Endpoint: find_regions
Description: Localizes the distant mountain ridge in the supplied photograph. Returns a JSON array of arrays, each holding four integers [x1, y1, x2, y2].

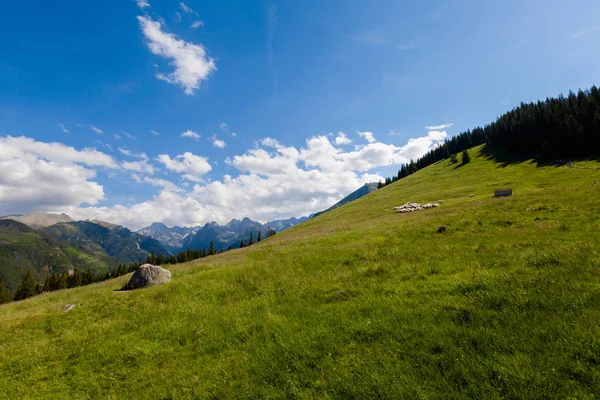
[[138, 216, 309, 253], [0, 212, 74, 229], [137, 222, 199, 252]]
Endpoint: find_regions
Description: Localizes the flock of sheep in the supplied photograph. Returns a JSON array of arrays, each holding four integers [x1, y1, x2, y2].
[[394, 202, 441, 213]]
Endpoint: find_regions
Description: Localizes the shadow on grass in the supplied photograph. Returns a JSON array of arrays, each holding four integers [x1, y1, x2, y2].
[[478, 145, 598, 168]]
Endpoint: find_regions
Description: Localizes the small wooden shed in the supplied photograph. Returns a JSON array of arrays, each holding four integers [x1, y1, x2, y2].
[[494, 188, 513, 197]]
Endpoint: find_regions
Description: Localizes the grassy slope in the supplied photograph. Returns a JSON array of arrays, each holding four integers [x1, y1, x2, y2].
[[1, 146, 600, 399]]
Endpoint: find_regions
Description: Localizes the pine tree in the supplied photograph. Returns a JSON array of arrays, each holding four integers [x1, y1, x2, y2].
[[13, 271, 38, 301], [257, 231, 262, 242], [461, 149, 471, 164], [240, 239, 244, 248], [0, 278, 11, 304], [209, 240, 215, 255], [249, 232, 254, 246], [450, 154, 458, 164]]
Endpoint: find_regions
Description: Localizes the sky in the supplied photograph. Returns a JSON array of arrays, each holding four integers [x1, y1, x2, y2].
[[1, 0, 599, 230]]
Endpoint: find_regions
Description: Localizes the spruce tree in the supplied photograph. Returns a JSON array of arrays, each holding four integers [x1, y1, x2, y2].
[[249, 232, 254, 246], [257, 231, 262, 242], [461, 149, 471, 164], [0, 278, 11, 304], [209, 240, 215, 255], [13, 271, 38, 301]]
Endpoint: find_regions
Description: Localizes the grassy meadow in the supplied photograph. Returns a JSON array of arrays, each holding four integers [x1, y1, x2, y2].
[[1, 146, 600, 399]]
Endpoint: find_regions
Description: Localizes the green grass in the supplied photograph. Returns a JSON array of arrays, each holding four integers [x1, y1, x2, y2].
[[2, 146, 600, 399]]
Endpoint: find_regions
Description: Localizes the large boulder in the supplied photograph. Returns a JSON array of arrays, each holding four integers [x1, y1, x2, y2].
[[124, 264, 171, 290]]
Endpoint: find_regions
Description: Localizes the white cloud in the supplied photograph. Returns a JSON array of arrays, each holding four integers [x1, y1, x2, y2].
[[97, 141, 113, 152], [191, 20, 204, 29], [136, 0, 150, 9], [114, 134, 122, 140], [118, 148, 148, 160], [122, 131, 137, 140], [156, 152, 212, 182], [58, 123, 70, 133], [0, 136, 117, 215], [358, 131, 376, 143], [91, 125, 104, 134], [219, 122, 237, 137], [151, 129, 160, 136], [121, 160, 155, 175], [181, 129, 200, 140], [138, 16, 216, 95], [213, 139, 226, 148], [425, 123, 453, 130], [570, 24, 600, 39], [118, 148, 133, 156], [179, 2, 193, 13], [143, 177, 183, 193], [335, 132, 352, 145]]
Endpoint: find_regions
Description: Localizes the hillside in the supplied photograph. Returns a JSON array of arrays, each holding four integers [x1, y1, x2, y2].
[[0, 220, 115, 291], [43, 221, 170, 262], [1, 146, 600, 398]]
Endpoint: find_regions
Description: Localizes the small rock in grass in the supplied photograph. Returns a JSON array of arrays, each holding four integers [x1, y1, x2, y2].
[[469, 194, 475, 197], [123, 264, 171, 290], [63, 304, 76, 312], [437, 225, 447, 233]]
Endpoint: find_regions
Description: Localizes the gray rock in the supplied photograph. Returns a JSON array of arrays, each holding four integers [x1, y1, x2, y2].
[[124, 264, 171, 290], [63, 304, 76, 312]]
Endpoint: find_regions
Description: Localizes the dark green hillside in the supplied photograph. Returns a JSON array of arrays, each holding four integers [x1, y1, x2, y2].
[[43, 221, 169, 263], [0, 220, 113, 291]]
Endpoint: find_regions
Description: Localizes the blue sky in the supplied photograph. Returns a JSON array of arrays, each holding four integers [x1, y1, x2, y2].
[[1, 0, 599, 229]]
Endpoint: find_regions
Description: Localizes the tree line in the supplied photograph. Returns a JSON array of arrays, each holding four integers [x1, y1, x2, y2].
[[0, 229, 275, 304], [378, 86, 600, 188]]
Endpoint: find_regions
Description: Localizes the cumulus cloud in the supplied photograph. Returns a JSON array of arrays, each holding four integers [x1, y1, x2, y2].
[[143, 177, 183, 193], [91, 125, 104, 134], [335, 132, 352, 145], [213, 139, 226, 148], [358, 131, 376, 143], [156, 152, 212, 182], [181, 130, 200, 140], [58, 123, 70, 133], [0, 136, 117, 215], [121, 160, 155, 175], [426, 123, 453, 130], [137, 16, 216, 95]]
